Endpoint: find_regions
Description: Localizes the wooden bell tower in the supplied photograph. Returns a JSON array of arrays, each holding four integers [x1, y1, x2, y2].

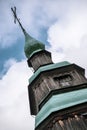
[[24, 26, 87, 130], [26, 37, 87, 130], [28, 56, 87, 130], [11, 7, 87, 129], [25, 32, 87, 129]]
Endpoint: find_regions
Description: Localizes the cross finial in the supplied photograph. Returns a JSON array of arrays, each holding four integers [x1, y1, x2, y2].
[[11, 6, 26, 34], [11, 6, 17, 24]]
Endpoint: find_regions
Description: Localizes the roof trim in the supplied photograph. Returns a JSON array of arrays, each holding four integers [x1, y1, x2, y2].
[[29, 61, 71, 84], [35, 88, 87, 128]]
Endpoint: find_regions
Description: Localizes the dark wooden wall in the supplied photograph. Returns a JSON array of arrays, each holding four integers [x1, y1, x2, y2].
[[29, 66, 87, 114], [47, 115, 87, 130], [29, 51, 53, 71]]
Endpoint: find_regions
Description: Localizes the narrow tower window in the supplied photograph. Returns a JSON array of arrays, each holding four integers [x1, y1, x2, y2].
[[54, 74, 72, 88]]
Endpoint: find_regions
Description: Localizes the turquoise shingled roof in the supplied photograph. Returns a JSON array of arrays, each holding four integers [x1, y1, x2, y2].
[[29, 61, 70, 84], [35, 88, 87, 128]]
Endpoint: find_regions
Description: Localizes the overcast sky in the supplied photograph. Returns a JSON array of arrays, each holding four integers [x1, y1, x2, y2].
[[0, 0, 87, 130]]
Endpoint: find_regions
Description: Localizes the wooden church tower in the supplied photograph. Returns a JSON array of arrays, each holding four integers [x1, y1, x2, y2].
[[26, 37, 87, 130], [11, 7, 87, 130]]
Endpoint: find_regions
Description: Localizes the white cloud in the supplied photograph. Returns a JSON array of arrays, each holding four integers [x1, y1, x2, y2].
[[0, 0, 71, 48], [0, 58, 17, 78], [0, 1, 19, 48], [1, 0, 87, 49], [48, 1, 87, 50], [1, 0, 87, 129], [0, 60, 34, 130], [4, 58, 17, 70], [47, 0, 87, 77]]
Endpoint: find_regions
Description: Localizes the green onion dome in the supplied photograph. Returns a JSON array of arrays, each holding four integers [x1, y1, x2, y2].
[[24, 31, 45, 59]]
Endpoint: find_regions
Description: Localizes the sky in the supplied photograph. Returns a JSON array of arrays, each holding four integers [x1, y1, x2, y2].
[[0, 0, 87, 130]]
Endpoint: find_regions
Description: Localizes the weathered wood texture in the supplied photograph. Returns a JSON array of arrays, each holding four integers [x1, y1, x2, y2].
[[47, 115, 87, 130], [29, 64, 87, 115], [35, 103, 87, 130], [28, 50, 53, 71]]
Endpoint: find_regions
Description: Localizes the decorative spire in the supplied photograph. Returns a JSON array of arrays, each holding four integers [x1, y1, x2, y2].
[[11, 7, 45, 59]]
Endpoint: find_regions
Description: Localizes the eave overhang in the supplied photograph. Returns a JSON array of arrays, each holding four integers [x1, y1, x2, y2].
[[35, 88, 87, 128], [29, 61, 71, 84]]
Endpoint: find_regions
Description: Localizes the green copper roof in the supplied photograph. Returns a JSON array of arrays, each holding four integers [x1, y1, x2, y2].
[[11, 8, 45, 59], [24, 31, 45, 58], [35, 88, 87, 128], [29, 61, 70, 84]]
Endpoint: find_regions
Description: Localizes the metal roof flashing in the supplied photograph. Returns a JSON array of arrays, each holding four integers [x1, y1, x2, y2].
[[35, 88, 87, 128]]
